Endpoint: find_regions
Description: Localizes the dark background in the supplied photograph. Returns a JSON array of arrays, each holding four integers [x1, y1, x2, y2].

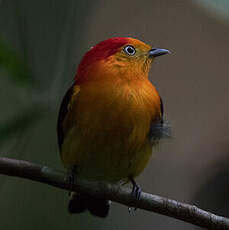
[[0, 0, 228, 229]]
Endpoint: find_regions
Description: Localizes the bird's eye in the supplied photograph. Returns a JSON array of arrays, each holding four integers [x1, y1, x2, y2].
[[124, 45, 136, 56]]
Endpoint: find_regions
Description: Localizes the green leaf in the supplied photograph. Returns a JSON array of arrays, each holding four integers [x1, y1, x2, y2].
[[0, 38, 33, 87]]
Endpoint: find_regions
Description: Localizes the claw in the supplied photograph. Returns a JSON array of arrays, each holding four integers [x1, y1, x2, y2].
[[128, 177, 142, 211], [130, 177, 142, 200], [66, 167, 77, 196]]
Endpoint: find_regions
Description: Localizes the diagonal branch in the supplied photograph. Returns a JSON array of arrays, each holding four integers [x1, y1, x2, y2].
[[0, 157, 228, 229]]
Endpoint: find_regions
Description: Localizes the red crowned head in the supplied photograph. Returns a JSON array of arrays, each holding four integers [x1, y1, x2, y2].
[[75, 37, 169, 84]]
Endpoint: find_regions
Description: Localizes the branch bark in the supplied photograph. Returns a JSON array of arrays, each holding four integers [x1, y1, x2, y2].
[[0, 157, 228, 229]]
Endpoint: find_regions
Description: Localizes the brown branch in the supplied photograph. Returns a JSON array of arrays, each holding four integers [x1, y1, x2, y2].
[[0, 157, 228, 229]]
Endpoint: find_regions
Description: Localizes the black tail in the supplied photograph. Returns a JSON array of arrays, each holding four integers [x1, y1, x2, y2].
[[68, 192, 110, 218]]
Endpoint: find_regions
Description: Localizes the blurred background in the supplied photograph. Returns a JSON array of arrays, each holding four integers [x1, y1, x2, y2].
[[0, 0, 228, 229]]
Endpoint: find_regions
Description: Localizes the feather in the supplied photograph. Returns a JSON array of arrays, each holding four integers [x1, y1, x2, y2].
[[76, 37, 129, 82], [57, 84, 74, 149], [150, 97, 171, 141]]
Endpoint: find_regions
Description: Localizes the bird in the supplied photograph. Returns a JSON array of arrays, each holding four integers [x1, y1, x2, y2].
[[57, 37, 170, 218]]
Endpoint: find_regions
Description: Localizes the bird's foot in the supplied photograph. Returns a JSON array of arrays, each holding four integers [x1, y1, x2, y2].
[[128, 177, 142, 211], [130, 177, 142, 200], [66, 167, 77, 196]]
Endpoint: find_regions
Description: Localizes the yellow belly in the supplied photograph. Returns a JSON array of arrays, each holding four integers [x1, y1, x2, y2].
[[62, 127, 153, 182], [61, 80, 160, 183]]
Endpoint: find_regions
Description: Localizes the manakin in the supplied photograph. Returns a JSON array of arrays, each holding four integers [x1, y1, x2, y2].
[[57, 37, 170, 217]]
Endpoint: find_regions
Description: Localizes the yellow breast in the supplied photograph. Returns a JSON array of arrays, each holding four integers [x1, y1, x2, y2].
[[61, 79, 161, 182]]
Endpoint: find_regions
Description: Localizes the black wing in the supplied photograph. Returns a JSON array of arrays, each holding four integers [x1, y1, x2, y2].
[[160, 97, 164, 123], [57, 84, 74, 150], [149, 97, 171, 141]]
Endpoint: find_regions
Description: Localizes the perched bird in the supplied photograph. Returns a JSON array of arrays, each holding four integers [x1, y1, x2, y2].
[[57, 37, 170, 218]]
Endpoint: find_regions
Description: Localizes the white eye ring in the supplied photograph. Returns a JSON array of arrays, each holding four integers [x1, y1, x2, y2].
[[124, 45, 136, 56]]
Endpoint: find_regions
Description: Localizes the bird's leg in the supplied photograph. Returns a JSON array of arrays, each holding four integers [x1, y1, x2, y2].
[[66, 166, 77, 196], [128, 177, 142, 211], [130, 177, 142, 200]]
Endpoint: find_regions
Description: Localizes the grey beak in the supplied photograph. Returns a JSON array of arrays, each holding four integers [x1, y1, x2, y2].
[[149, 48, 170, 57]]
